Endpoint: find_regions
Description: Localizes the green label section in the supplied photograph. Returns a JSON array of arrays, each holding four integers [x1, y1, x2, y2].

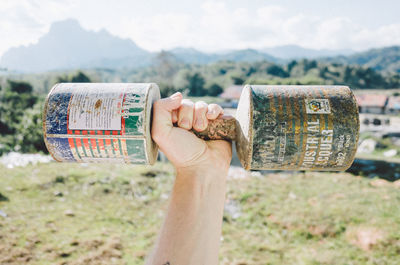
[[126, 139, 147, 163], [122, 91, 146, 136], [124, 115, 144, 135]]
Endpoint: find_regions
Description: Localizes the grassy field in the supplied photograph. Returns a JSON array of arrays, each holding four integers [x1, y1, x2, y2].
[[1, 162, 400, 265]]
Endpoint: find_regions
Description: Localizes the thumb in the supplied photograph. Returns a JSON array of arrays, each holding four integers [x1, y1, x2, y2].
[[151, 92, 182, 141]]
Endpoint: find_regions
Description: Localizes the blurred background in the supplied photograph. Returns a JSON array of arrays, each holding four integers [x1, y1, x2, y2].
[[0, 0, 400, 264]]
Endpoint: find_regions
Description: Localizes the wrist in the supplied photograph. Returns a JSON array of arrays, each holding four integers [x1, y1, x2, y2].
[[176, 161, 229, 183], [174, 163, 228, 202]]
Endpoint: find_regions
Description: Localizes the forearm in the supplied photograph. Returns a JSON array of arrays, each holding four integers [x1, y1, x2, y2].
[[146, 166, 227, 265]]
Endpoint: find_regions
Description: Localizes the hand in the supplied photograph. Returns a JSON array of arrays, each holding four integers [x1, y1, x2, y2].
[[151, 92, 232, 173]]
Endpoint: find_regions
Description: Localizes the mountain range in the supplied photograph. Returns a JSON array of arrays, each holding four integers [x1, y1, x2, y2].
[[1, 19, 399, 73], [323, 46, 400, 73]]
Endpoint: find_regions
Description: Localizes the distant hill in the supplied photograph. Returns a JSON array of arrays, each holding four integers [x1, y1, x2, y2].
[[325, 46, 400, 73], [169, 48, 279, 64], [168, 48, 214, 64], [0, 18, 280, 73], [0, 19, 151, 72], [263, 45, 354, 59], [168, 46, 354, 64], [218, 49, 279, 63], [1, 19, 399, 73]]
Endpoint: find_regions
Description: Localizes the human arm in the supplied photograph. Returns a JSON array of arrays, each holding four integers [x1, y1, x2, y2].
[[145, 92, 232, 265]]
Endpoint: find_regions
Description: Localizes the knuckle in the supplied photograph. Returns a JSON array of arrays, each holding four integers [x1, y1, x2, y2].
[[195, 101, 208, 112], [181, 99, 194, 107], [208, 103, 222, 115], [208, 103, 219, 110]]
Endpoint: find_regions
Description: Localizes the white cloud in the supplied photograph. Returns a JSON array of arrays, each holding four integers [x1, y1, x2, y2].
[[117, 13, 192, 51], [0, 0, 78, 55], [0, 0, 399, 56]]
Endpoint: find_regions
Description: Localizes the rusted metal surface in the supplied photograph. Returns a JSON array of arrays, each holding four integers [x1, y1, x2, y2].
[[192, 115, 236, 141], [239, 85, 359, 171]]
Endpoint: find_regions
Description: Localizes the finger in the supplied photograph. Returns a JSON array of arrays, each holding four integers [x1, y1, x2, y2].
[[177, 99, 194, 130], [151, 92, 182, 142], [172, 109, 178, 123], [193, 101, 208, 132], [206, 104, 224, 120]]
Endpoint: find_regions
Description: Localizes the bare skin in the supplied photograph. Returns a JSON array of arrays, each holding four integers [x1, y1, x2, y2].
[[145, 92, 232, 265]]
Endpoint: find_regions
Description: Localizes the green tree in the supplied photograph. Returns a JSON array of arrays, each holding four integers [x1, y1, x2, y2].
[[71, 71, 91, 82], [0, 80, 38, 154], [207, 83, 223, 96], [0, 81, 37, 135], [185, 72, 206, 96], [15, 100, 47, 153], [266, 65, 289, 78], [57, 71, 91, 83], [231, 76, 244, 85], [287, 60, 298, 73]]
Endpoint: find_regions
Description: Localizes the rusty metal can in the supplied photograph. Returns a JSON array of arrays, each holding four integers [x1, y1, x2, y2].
[[236, 85, 360, 171], [43, 83, 160, 164]]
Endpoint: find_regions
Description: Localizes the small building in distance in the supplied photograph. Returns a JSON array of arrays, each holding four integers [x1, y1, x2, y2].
[[355, 94, 388, 114], [219, 85, 243, 108], [386, 96, 400, 114]]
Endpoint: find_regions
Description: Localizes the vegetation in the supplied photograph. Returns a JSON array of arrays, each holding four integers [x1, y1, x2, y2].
[[1, 57, 400, 154], [95, 58, 400, 97], [0, 81, 44, 154], [3, 55, 400, 96], [0, 72, 91, 155], [0, 162, 399, 264]]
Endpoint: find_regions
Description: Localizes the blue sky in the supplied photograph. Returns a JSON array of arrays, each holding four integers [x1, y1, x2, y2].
[[0, 0, 399, 56]]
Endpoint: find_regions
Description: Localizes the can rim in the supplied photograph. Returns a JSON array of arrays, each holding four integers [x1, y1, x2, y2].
[[343, 86, 360, 171], [42, 83, 61, 162]]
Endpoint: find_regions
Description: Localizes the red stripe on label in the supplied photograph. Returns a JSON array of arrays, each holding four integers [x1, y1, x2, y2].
[[74, 131, 82, 148], [83, 139, 91, 154], [68, 138, 75, 149], [112, 131, 119, 153], [81, 130, 91, 156], [104, 130, 112, 152], [97, 130, 106, 153], [89, 130, 97, 155]]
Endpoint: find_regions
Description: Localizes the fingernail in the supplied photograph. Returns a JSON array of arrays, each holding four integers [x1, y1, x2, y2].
[[195, 118, 204, 129], [180, 117, 190, 128]]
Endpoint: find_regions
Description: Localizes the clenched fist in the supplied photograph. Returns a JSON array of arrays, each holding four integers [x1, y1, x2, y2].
[[151, 92, 232, 173]]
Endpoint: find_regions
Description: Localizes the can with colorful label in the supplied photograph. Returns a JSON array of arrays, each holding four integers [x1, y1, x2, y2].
[[43, 83, 160, 164]]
